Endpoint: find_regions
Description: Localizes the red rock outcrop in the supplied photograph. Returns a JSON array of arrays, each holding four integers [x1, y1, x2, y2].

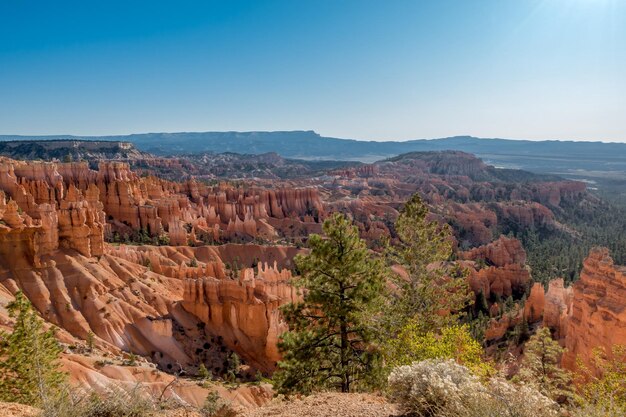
[[561, 248, 626, 370], [542, 278, 572, 339], [1, 157, 326, 248], [461, 236, 526, 267], [490, 248, 626, 372], [1, 176, 302, 373], [182, 262, 297, 372], [1, 157, 309, 380], [462, 237, 531, 299], [523, 282, 545, 323]]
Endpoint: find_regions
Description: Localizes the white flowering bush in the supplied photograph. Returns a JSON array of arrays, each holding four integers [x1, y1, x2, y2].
[[486, 378, 560, 417], [388, 359, 485, 416], [387, 359, 559, 417]]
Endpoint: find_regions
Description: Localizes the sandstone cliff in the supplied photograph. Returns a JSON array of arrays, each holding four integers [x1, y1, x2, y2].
[[561, 248, 626, 370], [482, 248, 626, 373], [182, 262, 298, 372]]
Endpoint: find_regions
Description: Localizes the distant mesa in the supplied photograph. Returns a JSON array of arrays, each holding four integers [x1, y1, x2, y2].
[[0, 139, 149, 163], [2, 131, 626, 186]]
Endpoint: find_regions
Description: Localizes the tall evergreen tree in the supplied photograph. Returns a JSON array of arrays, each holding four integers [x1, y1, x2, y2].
[[274, 213, 386, 394], [518, 326, 572, 403], [385, 193, 471, 335], [0, 291, 66, 406]]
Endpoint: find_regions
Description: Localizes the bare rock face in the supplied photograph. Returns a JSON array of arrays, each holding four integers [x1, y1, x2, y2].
[[561, 248, 626, 370], [0, 159, 107, 262], [182, 262, 298, 372], [57, 185, 105, 257], [0, 157, 326, 249], [62, 162, 324, 244], [461, 236, 526, 267], [524, 282, 545, 323], [462, 237, 531, 300], [542, 278, 572, 339]]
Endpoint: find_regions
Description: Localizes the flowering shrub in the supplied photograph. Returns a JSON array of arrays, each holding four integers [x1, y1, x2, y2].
[[387, 359, 559, 417], [388, 359, 483, 416], [487, 378, 560, 417]]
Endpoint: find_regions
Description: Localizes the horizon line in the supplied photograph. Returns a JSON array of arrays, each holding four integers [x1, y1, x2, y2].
[[1, 130, 626, 145]]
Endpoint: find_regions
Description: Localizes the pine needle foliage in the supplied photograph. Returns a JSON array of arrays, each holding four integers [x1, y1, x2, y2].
[[385, 193, 471, 335], [273, 213, 387, 394], [0, 291, 66, 406], [517, 326, 573, 403]]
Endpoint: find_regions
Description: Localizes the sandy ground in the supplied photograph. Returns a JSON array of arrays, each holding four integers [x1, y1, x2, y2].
[[0, 393, 399, 417], [244, 392, 399, 417], [0, 402, 40, 417]]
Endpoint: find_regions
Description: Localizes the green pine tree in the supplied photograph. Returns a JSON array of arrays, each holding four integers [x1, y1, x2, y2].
[[0, 291, 66, 406], [518, 326, 572, 403], [385, 193, 471, 335], [86, 330, 95, 352], [273, 213, 386, 394], [198, 363, 211, 380]]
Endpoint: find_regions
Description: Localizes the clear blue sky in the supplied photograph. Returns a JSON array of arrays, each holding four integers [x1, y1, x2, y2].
[[1, 0, 625, 141]]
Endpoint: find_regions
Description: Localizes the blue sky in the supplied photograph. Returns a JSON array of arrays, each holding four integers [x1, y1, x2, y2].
[[1, 0, 625, 141]]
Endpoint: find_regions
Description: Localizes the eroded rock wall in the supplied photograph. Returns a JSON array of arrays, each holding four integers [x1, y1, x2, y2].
[[182, 262, 298, 372], [561, 248, 626, 370]]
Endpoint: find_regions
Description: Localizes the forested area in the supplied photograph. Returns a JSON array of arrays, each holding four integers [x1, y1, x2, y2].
[[517, 192, 626, 286]]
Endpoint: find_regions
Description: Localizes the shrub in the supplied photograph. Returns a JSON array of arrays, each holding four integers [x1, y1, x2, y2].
[[200, 391, 236, 417], [388, 359, 481, 416], [41, 385, 155, 417], [570, 402, 626, 417], [576, 345, 626, 409], [387, 359, 559, 417], [384, 323, 493, 378], [198, 363, 212, 380]]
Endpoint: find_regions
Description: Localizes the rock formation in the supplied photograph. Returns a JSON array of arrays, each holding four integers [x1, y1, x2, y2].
[[1, 157, 326, 249], [0, 156, 310, 382], [182, 262, 298, 372], [561, 248, 626, 370], [0, 151, 606, 404], [461, 237, 531, 300], [483, 248, 626, 373]]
